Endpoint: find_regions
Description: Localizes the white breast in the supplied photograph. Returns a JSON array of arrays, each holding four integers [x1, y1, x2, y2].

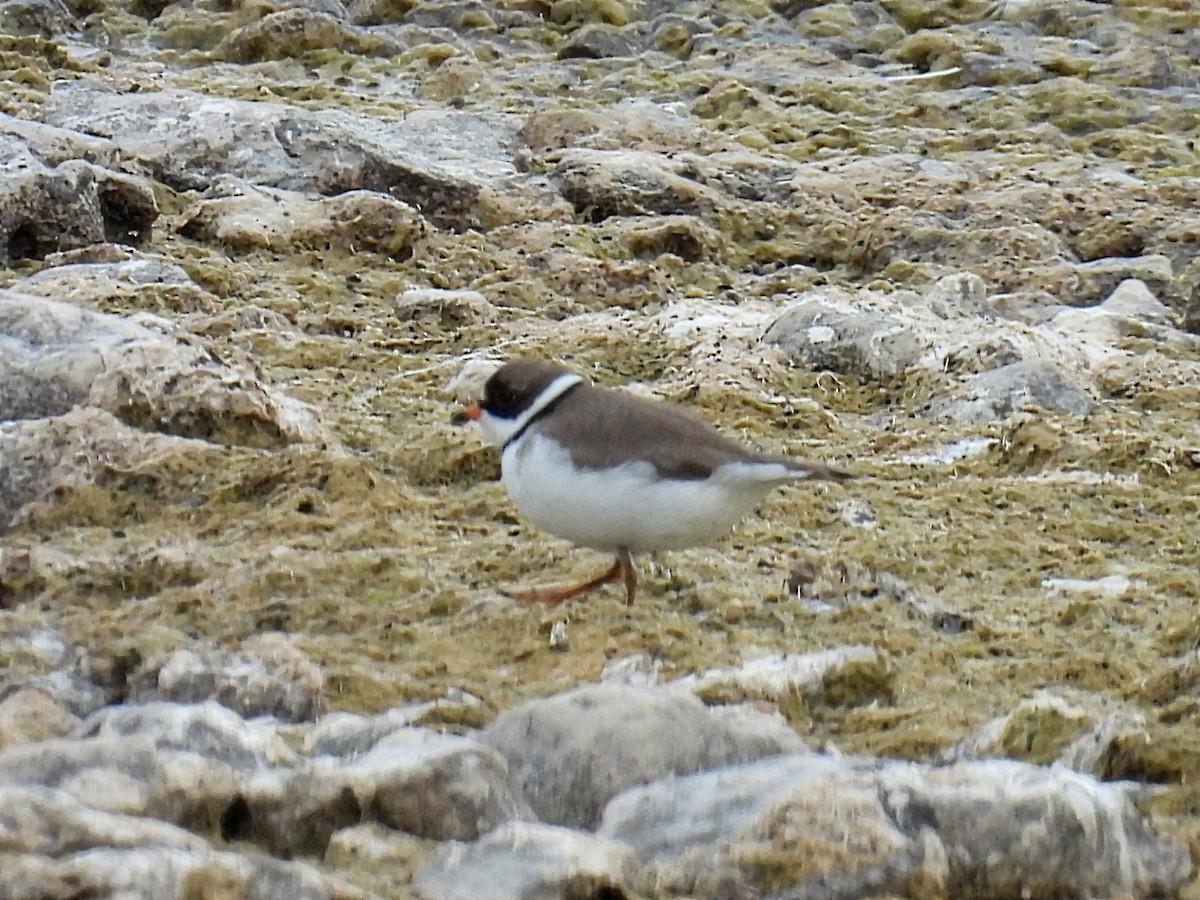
[[501, 433, 784, 553]]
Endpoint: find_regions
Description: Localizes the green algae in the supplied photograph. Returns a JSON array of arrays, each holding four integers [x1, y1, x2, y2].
[[548, 0, 632, 28], [882, 0, 994, 30], [2, 3, 1200, 895], [0, 36, 89, 115]]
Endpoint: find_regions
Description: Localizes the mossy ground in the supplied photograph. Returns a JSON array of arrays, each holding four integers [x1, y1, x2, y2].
[[3, 4, 1200, 893]]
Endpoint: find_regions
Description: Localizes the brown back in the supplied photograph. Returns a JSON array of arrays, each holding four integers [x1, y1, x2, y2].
[[534, 383, 847, 481]]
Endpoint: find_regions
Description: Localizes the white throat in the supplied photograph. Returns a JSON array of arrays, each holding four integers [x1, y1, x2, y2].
[[478, 373, 584, 448]]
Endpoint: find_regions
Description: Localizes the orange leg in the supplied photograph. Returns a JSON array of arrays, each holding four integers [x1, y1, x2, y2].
[[505, 547, 637, 608], [618, 547, 637, 606]]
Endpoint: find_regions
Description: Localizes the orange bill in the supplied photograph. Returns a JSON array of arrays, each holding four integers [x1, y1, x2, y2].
[[450, 402, 481, 425]]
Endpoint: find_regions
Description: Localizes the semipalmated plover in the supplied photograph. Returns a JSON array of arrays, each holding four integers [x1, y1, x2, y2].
[[453, 359, 850, 606]]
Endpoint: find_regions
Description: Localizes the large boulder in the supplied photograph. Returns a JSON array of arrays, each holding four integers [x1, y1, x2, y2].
[[0, 138, 157, 263], [236, 728, 526, 854], [0, 289, 326, 446], [480, 684, 803, 829]]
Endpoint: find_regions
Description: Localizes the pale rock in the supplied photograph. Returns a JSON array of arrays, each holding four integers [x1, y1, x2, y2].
[[764, 293, 928, 380], [178, 180, 424, 259], [0, 290, 144, 421], [549, 148, 722, 219], [0, 111, 119, 167], [1049, 307, 1128, 345], [1051, 280, 1191, 348], [0, 845, 362, 900], [357, 728, 526, 837], [918, 271, 990, 319], [0, 147, 155, 263], [0, 689, 80, 751], [0, 289, 327, 446], [707, 760, 1190, 898], [1099, 278, 1176, 326], [987, 289, 1066, 325], [679, 646, 895, 710], [15, 258, 212, 310], [129, 633, 326, 723], [598, 752, 866, 862], [304, 704, 442, 757], [0, 625, 75, 668], [394, 289, 498, 327], [0, 0, 74, 36], [19, 257, 194, 291], [237, 728, 525, 854], [0, 408, 217, 531], [444, 358, 503, 405], [0, 736, 239, 829], [216, 7, 385, 62], [938, 689, 1149, 777], [0, 658, 109, 719], [324, 822, 427, 866], [1059, 708, 1152, 777], [44, 82, 525, 231], [934, 359, 1092, 424], [599, 653, 662, 687], [1074, 255, 1174, 305], [0, 784, 208, 855], [1043, 573, 1134, 598], [78, 700, 298, 771], [413, 821, 643, 900], [480, 684, 803, 829]]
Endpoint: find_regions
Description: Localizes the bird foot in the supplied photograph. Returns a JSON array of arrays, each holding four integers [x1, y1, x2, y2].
[[502, 556, 627, 608]]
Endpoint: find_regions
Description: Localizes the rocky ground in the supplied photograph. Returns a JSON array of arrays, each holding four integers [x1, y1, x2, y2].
[[2, 0, 1200, 897]]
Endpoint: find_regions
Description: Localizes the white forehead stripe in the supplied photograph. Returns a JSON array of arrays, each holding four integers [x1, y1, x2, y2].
[[479, 372, 584, 448], [503, 373, 584, 446]]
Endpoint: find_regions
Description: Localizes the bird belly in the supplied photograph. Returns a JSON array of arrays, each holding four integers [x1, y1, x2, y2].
[[502, 435, 772, 552]]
